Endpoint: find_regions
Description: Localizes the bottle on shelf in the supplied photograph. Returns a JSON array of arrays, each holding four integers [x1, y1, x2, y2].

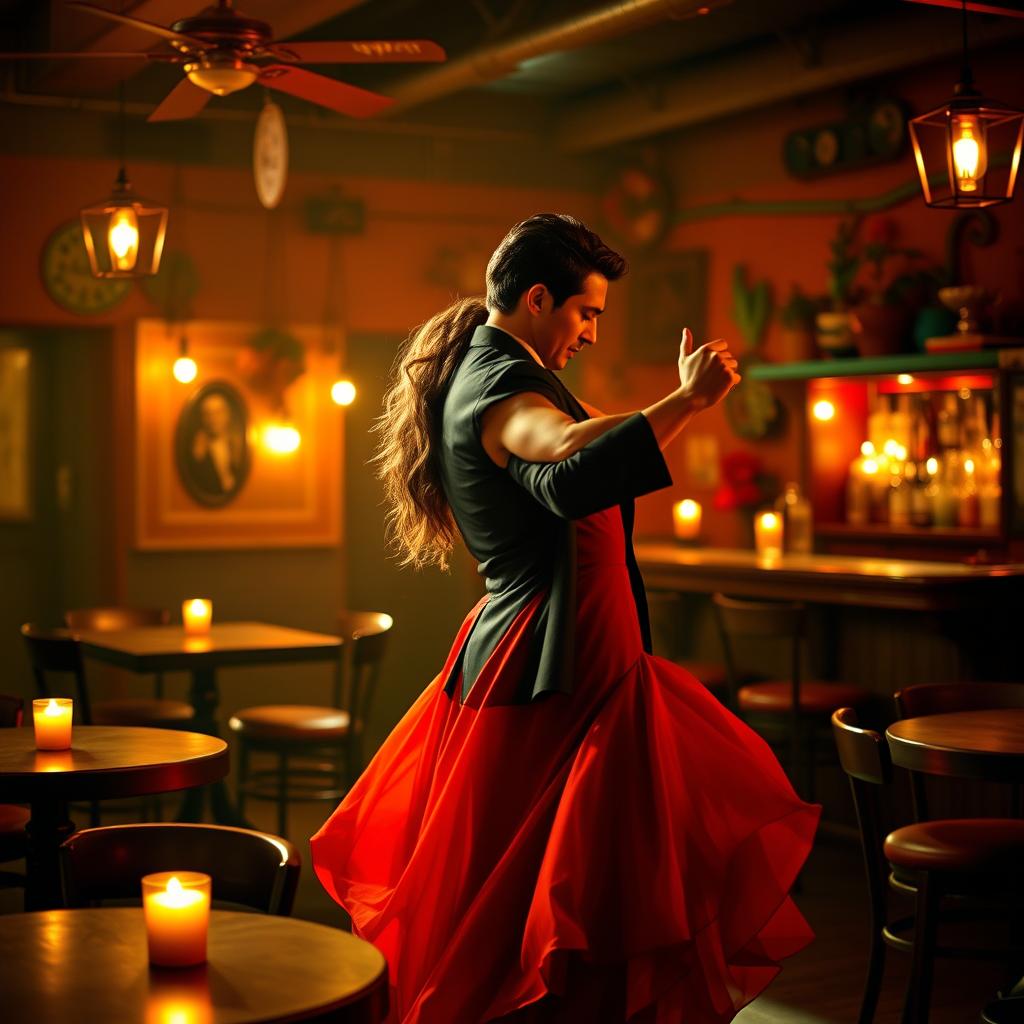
[[936, 392, 960, 450], [846, 443, 875, 526], [931, 451, 960, 528], [775, 482, 813, 553]]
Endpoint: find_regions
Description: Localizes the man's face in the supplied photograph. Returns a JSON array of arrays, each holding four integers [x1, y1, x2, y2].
[[532, 272, 607, 371], [200, 394, 231, 436]]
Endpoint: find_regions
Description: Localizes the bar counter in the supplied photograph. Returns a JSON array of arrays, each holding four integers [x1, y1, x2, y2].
[[635, 541, 1024, 612]]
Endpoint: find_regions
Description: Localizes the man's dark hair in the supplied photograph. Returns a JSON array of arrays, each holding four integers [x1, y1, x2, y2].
[[485, 213, 627, 313]]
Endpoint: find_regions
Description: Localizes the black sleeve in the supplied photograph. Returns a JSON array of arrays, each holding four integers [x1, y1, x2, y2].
[[471, 359, 564, 436], [506, 411, 673, 520]]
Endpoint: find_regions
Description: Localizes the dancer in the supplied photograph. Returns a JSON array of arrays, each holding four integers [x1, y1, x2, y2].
[[312, 213, 820, 1023]]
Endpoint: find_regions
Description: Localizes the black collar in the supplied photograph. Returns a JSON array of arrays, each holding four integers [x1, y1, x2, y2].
[[469, 324, 543, 364]]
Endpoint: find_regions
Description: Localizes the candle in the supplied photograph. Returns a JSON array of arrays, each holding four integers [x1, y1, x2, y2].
[[32, 698, 73, 750], [672, 499, 702, 541], [754, 510, 784, 559], [142, 872, 211, 968], [182, 599, 212, 636]]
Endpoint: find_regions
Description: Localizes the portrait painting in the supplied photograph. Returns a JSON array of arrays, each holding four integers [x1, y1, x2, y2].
[[174, 381, 251, 508], [135, 318, 342, 549]]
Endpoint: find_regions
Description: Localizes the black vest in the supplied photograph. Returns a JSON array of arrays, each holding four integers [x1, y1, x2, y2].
[[438, 325, 673, 704]]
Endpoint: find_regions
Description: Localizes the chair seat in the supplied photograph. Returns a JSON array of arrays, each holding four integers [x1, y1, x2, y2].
[[93, 698, 194, 726], [884, 818, 1024, 872], [739, 680, 870, 714], [0, 804, 29, 862], [229, 705, 351, 742], [677, 660, 727, 689]]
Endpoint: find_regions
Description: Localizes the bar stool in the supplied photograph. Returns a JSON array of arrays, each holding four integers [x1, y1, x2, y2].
[[0, 694, 28, 891], [228, 611, 393, 837], [713, 593, 871, 800], [894, 682, 1024, 821], [832, 707, 1024, 1024]]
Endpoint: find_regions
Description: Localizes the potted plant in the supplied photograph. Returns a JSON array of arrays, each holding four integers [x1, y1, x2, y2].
[[815, 217, 861, 357], [778, 285, 820, 362]]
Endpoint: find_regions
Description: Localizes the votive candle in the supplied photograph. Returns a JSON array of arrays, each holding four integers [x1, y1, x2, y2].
[[182, 599, 212, 636], [142, 871, 212, 968], [672, 499, 702, 541], [754, 510, 784, 559], [32, 698, 73, 750]]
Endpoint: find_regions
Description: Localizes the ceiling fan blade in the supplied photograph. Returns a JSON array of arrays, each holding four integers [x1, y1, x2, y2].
[[259, 65, 393, 119], [67, 2, 207, 48], [148, 78, 212, 122], [265, 40, 446, 65]]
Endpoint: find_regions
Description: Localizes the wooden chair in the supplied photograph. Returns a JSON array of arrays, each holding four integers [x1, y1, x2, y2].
[[60, 823, 300, 915], [228, 611, 393, 837], [832, 707, 1024, 1024], [894, 682, 1024, 821], [0, 694, 28, 891], [713, 593, 871, 800]]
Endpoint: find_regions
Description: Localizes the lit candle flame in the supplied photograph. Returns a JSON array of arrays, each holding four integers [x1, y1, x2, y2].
[[45, 698, 61, 717]]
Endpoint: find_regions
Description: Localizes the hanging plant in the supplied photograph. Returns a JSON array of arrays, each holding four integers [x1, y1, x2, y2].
[[237, 327, 306, 406]]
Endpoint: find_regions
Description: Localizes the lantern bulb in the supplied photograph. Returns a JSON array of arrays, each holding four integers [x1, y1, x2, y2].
[[173, 356, 197, 384], [108, 207, 139, 270], [331, 379, 356, 406], [951, 115, 987, 192]]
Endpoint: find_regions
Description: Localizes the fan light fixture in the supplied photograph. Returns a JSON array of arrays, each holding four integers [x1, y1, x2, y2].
[[185, 57, 258, 96], [80, 167, 168, 278], [908, 0, 1023, 208]]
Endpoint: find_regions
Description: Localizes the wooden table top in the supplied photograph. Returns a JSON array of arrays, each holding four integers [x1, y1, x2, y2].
[[76, 621, 342, 672], [0, 726, 228, 803], [635, 542, 1024, 611], [886, 709, 1024, 781], [0, 908, 388, 1024]]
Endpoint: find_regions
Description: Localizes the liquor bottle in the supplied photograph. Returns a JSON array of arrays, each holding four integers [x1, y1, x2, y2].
[[930, 452, 959, 528], [937, 392, 960, 450], [775, 482, 813, 553], [910, 401, 934, 527]]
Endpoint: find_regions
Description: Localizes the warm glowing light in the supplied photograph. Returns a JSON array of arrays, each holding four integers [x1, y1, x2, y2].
[[182, 598, 212, 636], [143, 871, 211, 968], [754, 510, 784, 559], [863, 459, 879, 475], [672, 499, 702, 540], [173, 356, 197, 384], [108, 206, 139, 271], [959, 387, 971, 400], [951, 115, 987, 192], [32, 697, 73, 750], [897, 374, 914, 385], [331, 379, 356, 406], [812, 399, 836, 422], [861, 441, 876, 457], [264, 422, 301, 454], [964, 457, 975, 475], [926, 456, 939, 475]]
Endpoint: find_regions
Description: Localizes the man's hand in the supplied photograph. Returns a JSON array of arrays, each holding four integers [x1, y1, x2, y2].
[[677, 327, 740, 410]]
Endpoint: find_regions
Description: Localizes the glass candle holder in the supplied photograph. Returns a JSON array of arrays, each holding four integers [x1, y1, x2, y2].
[[754, 510, 784, 560], [142, 871, 212, 968], [32, 698, 73, 750], [182, 599, 212, 636], [672, 499, 702, 541]]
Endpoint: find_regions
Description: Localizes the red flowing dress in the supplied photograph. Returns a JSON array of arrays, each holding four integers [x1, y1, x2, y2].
[[311, 502, 820, 1023]]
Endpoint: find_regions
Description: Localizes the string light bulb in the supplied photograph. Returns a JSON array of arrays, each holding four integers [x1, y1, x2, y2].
[[172, 332, 197, 384], [331, 378, 356, 406], [263, 420, 301, 454]]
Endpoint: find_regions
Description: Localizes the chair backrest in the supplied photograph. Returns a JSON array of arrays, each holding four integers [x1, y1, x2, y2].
[[336, 611, 393, 772], [65, 606, 170, 631], [60, 823, 300, 916], [893, 681, 1024, 820], [831, 707, 892, 931], [0, 694, 23, 728], [711, 593, 805, 710], [20, 623, 92, 724]]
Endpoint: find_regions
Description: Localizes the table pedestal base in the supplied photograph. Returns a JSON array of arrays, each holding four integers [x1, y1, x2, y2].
[[25, 800, 74, 911]]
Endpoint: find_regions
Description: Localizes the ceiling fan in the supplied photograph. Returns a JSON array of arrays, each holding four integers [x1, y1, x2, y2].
[[0, 0, 446, 122]]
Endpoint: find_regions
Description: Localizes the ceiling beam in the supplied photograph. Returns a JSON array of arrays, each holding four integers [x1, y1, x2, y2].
[[553, 6, 1024, 153]]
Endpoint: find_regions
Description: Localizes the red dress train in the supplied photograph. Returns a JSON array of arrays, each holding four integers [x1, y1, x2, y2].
[[311, 506, 821, 1023]]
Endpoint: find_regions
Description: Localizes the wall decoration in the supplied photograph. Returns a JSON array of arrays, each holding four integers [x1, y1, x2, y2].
[[783, 99, 908, 179], [40, 221, 133, 315], [0, 345, 30, 520], [600, 163, 674, 252], [135, 319, 342, 549], [174, 380, 251, 508], [626, 250, 708, 363], [253, 99, 289, 210]]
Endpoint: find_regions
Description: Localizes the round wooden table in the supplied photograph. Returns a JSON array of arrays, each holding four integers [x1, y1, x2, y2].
[[0, 907, 389, 1023], [0, 725, 228, 910], [886, 709, 1024, 782]]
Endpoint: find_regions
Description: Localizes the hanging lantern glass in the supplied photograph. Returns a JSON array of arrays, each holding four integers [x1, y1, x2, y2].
[[80, 168, 168, 278]]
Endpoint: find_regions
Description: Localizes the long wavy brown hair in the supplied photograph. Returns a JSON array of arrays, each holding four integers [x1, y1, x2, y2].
[[373, 296, 488, 570]]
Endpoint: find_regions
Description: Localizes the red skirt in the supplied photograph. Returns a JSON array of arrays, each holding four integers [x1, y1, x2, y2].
[[311, 507, 820, 1023]]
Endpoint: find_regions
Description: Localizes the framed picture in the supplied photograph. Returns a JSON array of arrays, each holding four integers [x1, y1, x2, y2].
[[135, 319, 342, 549], [0, 344, 31, 521], [627, 250, 709, 363]]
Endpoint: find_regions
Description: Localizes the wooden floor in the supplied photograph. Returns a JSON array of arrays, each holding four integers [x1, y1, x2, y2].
[[1, 795, 1013, 1023]]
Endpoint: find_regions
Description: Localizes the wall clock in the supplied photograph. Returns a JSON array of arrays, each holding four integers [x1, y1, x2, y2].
[[40, 220, 133, 315], [253, 100, 288, 210]]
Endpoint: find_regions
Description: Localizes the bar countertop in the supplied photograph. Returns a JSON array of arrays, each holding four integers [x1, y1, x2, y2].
[[635, 540, 1024, 611]]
